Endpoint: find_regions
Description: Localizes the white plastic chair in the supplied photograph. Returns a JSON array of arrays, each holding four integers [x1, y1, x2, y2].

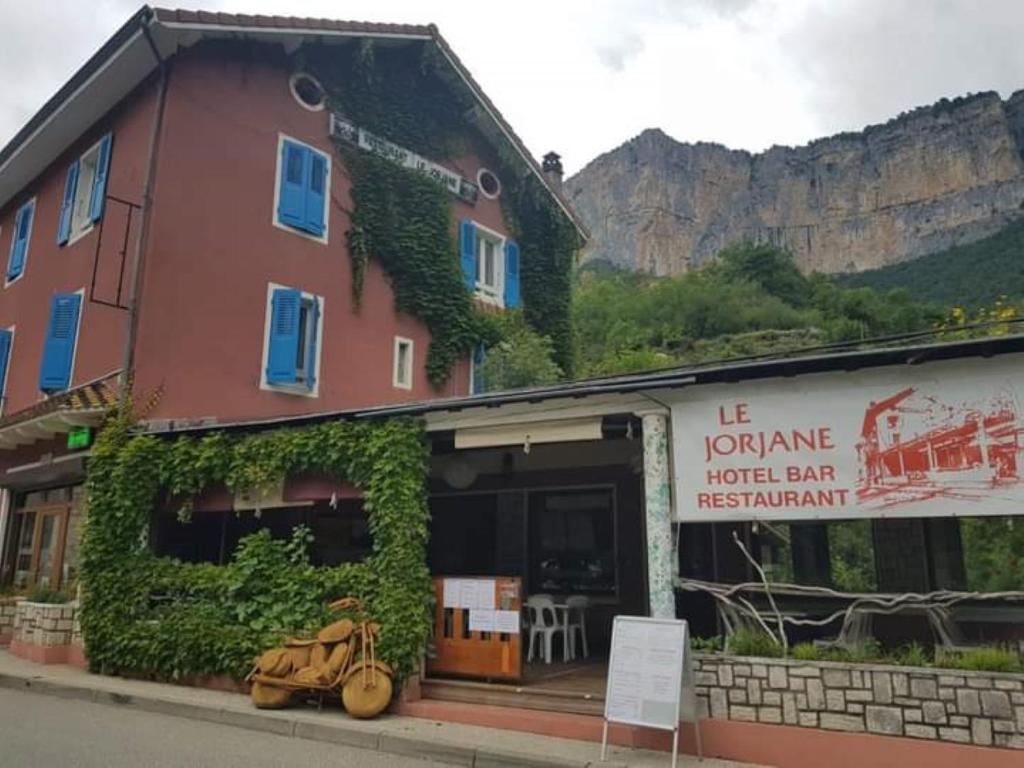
[[565, 595, 590, 660], [526, 595, 566, 664]]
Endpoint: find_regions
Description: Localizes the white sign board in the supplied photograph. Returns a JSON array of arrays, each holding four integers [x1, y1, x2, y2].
[[604, 616, 689, 730], [602, 616, 699, 766], [669, 354, 1024, 521]]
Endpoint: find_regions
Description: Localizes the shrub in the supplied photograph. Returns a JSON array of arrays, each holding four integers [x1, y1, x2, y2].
[[936, 646, 1022, 674], [692, 635, 724, 654], [727, 628, 784, 658], [790, 642, 820, 661], [892, 641, 930, 668]]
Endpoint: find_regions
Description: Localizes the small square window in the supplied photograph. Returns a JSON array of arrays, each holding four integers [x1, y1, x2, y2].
[[393, 337, 413, 390]]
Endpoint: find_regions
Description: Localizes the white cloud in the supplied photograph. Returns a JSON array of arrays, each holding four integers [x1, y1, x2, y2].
[[1, 0, 1022, 175]]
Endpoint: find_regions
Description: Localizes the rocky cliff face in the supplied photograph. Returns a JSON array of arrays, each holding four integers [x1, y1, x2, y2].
[[567, 90, 1024, 275]]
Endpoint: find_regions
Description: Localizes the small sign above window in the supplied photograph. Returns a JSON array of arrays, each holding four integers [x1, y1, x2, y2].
[[330, 113, 478, 204]]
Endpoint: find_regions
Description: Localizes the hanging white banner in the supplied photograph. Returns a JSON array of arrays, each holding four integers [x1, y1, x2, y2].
[[668, 353, 1024, 521]]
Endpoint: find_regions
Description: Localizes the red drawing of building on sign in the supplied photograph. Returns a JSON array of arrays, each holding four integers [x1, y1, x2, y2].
[[856, 385, 1023, 508]]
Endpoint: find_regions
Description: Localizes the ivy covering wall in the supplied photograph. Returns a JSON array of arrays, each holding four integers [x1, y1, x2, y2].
[[79, 402, 432, 680], [302, 39, 580, 382]]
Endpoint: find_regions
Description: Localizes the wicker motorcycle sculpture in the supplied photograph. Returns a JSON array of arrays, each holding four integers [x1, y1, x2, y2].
[[246, 597, 394, 718]]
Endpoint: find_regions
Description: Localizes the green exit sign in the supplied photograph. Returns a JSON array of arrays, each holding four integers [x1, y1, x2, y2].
[[67, 426, 92, 450]]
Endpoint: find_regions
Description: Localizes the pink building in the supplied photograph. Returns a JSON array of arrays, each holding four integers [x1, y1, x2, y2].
[[0, 8, 581, 591]]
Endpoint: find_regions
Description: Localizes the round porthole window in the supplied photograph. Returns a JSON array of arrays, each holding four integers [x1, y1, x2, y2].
[[289, 72, 326, 112], [477, 168, 501, 199]]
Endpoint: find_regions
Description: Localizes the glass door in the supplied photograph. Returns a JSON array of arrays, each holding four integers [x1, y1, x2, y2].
[[35, 509, 66, 589], [4, 491, 73, 591], [12, 511, 37, 588]]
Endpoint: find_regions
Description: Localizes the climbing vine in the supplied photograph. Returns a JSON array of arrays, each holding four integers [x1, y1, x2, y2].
[[79, 399, 432, 681], [341, 147, 497, 384], [298, 40, 578, 382]]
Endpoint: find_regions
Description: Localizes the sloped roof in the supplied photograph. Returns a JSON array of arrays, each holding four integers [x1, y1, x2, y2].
[[0, 6, 586, 238], [0, 375, 119, 450]]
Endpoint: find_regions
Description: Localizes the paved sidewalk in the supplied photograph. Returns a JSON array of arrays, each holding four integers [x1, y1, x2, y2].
[[0, 651, 755, 768]]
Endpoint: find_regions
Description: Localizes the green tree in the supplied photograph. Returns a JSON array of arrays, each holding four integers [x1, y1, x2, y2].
[[714, 241, 811, 307], [479, 311, 563, 391]]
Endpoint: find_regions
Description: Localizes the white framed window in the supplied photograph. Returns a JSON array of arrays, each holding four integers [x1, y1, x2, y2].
[[273, 134, 330, 244], [475, 224, 505, 301], [260, 282, 324, 397], [72, 144, 100, 235], [58, 134, 112, 248], [0, 324, 14, 415], [393, 336, 414, 390]]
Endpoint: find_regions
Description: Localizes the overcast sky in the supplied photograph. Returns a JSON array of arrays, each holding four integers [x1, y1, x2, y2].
[[2, 0, 1023, 174]]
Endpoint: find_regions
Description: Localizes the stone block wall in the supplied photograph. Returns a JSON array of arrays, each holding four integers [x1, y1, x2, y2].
[[694, 654, 1024, 750], [0, 597, 21, 643], [13, 601, 79, 647]]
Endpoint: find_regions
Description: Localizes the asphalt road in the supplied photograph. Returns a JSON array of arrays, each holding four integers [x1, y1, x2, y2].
[[0, 688, 449, 768]]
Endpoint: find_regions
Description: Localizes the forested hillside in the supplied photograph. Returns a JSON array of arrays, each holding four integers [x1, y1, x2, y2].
[[571, 243, 945, 378], [836, 220, 1024, 308]]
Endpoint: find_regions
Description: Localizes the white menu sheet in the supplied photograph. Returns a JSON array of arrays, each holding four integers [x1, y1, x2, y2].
[[468, 609, 496, 633], [493, 609, 521, 634], [443, 578, 497, 609]]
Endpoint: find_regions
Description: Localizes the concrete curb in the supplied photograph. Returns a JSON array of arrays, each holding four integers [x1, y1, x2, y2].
[[0, 671, 627, 768]]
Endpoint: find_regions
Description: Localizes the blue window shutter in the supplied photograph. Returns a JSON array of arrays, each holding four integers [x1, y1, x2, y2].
[[304, 152, 327, 237], [504, 240, 520, 308], [266, 288, 301, 385], [7, 203, 32, 280], [89, 133, 113, 223], [0, 329, 12, 398], [305, 297, 320, 389], [472, 344, 486, 394], [57, 160, 79, 246], [459, 219, 477, 291], [39, 293, 81, 393], [277, 141, 307, 230]]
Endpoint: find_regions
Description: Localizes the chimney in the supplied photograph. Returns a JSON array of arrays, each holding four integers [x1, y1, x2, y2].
[[542, 151, 563, 191]]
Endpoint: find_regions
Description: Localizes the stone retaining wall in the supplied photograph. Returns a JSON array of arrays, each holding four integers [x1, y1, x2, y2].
[[13, 601, 78, 647], [9, 600, 83, 664], [0, 597, 21, 643], [694, 654, 1024, 749]]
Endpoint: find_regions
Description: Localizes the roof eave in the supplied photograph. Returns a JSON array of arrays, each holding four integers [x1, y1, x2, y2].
[[0, 7, 588, 240]]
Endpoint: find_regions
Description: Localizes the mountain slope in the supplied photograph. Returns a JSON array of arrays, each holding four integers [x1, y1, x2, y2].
[[566, 91, 1024, 276], [835, 219, 1024, 307]]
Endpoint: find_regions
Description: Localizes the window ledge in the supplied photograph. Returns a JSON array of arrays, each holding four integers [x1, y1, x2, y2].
[[65, 223, 95, 249], [261, 381, 319, 399]]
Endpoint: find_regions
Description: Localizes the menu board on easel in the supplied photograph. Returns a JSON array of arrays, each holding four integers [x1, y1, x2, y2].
[[600, 616, 701, 767]]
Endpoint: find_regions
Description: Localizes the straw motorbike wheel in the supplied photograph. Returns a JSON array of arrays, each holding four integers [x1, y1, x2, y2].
[[341, 668, 393, 718], [250, 681, 293, 709]]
